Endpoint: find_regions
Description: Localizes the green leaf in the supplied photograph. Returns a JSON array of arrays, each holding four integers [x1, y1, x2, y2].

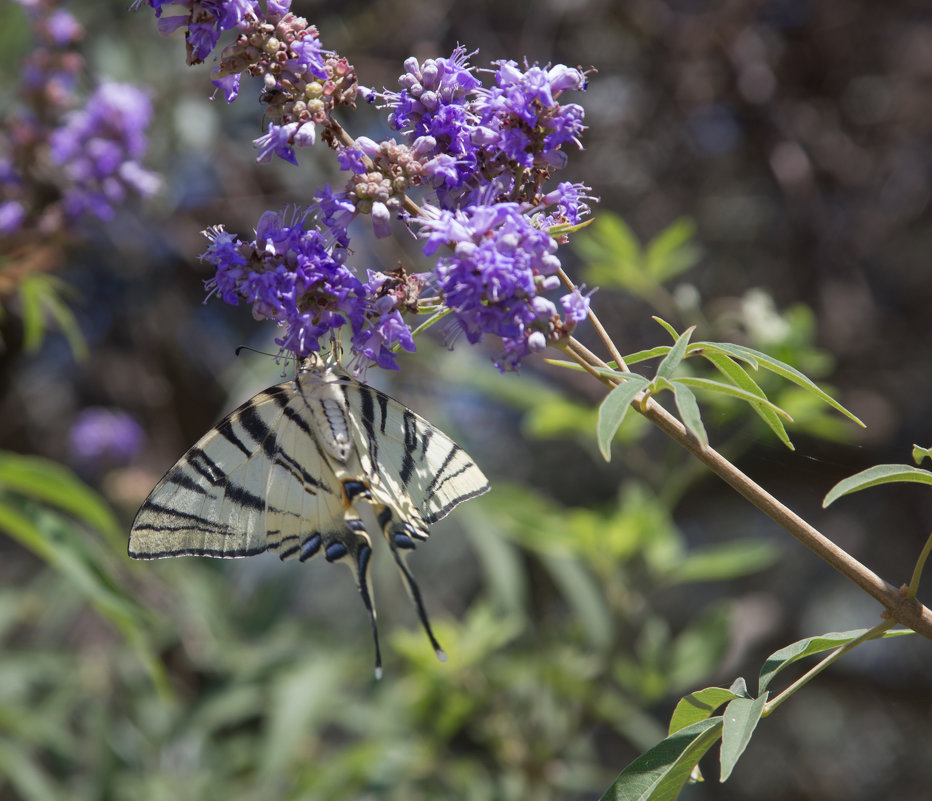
[[652, 316, 681, 341], [0, 738, 61, 801], [37, 279, 88, 361], [672, 377, 792, 420], [656, 327, 695, 380], [600, 718, 723, 801], [621, 346, 673, 366], [597, 376, 650, 461], [701, 352, 793, 449], [670, 381, 707, 447], [823, 463, 932, 507], [0, 490, 170, 699], [758, 628, 913, 694], [0, 451, 122, 545], [666, 540, 780, 584], [17, 276, 44, 352], [669, 687, 742, 734], [668, 605, 730, 692], [645, 218, 702, 283], [577, 213, 645, 291], [720, 694, 767, 781], [913, 445, 932, 465], [695, 341, 759, 371], [16, 274, 87, 360], [703, 342, 864, 427], [539, 550, 614, 650]]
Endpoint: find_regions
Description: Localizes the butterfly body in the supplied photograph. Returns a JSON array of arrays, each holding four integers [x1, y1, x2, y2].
[[130, 360, 489, 676]]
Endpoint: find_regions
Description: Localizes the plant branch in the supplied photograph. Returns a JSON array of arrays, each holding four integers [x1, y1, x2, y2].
[[557, 334, 932, 640], [764, 620, 895, 715], [907, 533, 932, 598]]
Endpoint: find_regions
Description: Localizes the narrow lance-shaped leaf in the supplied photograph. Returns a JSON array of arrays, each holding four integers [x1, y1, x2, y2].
[[0, 452, 122, 545], [597, 376, 650, 462], [720, 694, 768, 782], [600, 718, 724, 801], [645, 218, 701, 283], [671, 381, 707, 447], [701, 351, 793, 450], [704, 342, 864, 427], [672, 377, 792, 420], [652, 316, 681, 340], [823, 464, 932, 508], [758, 628, 912, 695], [656, 326, 695, 379]]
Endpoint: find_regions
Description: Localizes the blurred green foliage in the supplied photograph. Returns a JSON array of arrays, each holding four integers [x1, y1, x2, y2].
[[0, 444, 778, 800]]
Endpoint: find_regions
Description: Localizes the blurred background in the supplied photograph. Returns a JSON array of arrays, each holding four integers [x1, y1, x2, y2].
[[1, 0, 931, 799]]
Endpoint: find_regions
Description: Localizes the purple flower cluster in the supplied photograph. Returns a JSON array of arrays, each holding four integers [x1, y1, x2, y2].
[[137, 0, 357, 166], [48, 82, 160, 222], [143, 2, 599, 373], [202, 211, 420, 370], [422, 203, 590, 369], [367, 47, 588, 210], [69, 407, 145, 469], [2, 3, 160, 236], [192, 43, 594, 372]]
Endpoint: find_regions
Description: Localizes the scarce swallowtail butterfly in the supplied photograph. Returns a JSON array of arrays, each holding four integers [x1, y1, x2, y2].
[[129, 357, 490, 677]]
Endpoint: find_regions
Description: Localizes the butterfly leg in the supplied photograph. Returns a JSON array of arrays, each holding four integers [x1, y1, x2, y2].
[[376, 505, 447, 664]]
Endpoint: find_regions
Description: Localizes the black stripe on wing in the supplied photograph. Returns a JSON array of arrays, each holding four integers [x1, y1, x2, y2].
[[341, 381, 489, 520]]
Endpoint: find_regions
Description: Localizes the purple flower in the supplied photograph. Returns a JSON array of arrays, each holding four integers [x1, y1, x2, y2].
[[351, 297, 416, 371], [45, 9, 83, 46], [418, 201, 579, 370], [48, 82, 159, 222], [253, 121, 316, 164], [313, 185, 357, 248], [337, 148, 368, 175], [202, 210, 368, 359], [69, 408, 145, 468], [561, 287, 592, 323], [540, 181, 595, 226], [287, 36, 328, 81], [0, 201, 25, 235]]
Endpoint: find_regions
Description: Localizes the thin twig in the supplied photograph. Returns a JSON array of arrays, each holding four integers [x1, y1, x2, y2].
[[557, 267, 628, 372], [558, 336, 932, 639], [764, 620, 895, 715], [907, 533, 932, 598]]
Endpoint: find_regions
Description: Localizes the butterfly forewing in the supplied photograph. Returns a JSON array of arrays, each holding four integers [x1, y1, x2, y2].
[[130, 384, 296, 558]]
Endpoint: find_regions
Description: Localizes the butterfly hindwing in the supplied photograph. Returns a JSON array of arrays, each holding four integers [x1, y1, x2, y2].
[[341, 381, 490, 527]]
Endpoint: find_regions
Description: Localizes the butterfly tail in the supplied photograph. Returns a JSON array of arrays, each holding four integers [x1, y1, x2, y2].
[[327, 514, 384, 679], [376, 505, 447, 664]]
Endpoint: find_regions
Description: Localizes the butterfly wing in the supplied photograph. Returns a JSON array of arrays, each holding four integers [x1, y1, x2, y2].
[[338, 379, 489, 662], [129, 364, 489, 676], [129, 380, 348, 561], [341, 381, 490, 527]]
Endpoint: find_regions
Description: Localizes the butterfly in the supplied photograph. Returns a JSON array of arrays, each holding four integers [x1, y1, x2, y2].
[[129, 357, 489, 677]]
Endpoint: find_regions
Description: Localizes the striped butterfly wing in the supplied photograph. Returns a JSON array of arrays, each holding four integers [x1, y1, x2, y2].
[[341, 380, 490, 527], [129, 380, 346, 561], [129, 363, 489, 677], [339, 380, 490, 663]]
